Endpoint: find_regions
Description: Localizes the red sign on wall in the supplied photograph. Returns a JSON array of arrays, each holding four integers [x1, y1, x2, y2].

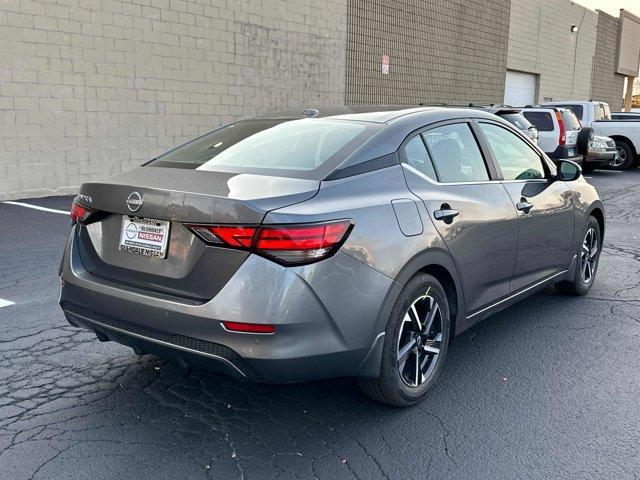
[[381, 55, 389, 74]]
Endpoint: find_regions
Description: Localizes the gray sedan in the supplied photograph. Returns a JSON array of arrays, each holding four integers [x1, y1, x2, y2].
[[59, 106, 604, 407]]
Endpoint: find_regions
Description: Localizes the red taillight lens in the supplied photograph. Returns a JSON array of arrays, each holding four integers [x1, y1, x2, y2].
[[186, 220, 353, 265], [255, 221, 351, 264], [555, 111, 566, 146], [222, 321, 275, 334], [207, 225, 256, 247], [70, 198, 95, 224]]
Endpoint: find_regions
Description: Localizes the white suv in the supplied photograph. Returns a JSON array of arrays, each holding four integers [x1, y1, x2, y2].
[[519, 107, 584, 163], [544, 101, 640, 169]]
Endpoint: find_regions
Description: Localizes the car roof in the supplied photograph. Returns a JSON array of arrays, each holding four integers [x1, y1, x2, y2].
[[252, 105, 500, 124]]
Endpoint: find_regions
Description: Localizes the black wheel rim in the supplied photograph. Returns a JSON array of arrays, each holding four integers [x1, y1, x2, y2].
[[580, 227, 598, 284], [396, 291, 443, 388]]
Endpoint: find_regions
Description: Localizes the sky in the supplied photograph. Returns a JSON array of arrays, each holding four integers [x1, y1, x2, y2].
[[572, 0, 640, 17]]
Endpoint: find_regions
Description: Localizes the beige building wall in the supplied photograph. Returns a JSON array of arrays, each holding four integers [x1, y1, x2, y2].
[[507, 0, 598, 103], [0, 0, 347, 200], [345, 0, 512, 105], [590, 10, 625, 111]]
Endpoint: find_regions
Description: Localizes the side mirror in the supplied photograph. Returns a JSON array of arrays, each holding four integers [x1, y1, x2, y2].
[[556, 159, 582, 182]]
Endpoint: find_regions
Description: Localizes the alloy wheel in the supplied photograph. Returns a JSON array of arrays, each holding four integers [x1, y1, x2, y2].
[[580, 227, 598, 284], [396, 291, 442, 388], [611, 147, 626, 167]]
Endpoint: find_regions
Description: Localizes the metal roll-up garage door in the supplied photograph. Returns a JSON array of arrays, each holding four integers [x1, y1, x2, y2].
[[504, 71, 536, 106]]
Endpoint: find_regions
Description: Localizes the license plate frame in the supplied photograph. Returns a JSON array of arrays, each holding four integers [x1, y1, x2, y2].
[[118, 215, 171, 258]]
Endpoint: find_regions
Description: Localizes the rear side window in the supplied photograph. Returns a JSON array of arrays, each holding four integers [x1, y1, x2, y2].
[[479, 123, 545, 181], [149, 118, 372, 177], [594, 104, 609, 121], [402, 136, 437, 181], [553, 104, 584, 120], [499, 113, 533, 131], [422, 123, 489, 183], [522, 111, 554, 131], [561, 110, 581, 130]]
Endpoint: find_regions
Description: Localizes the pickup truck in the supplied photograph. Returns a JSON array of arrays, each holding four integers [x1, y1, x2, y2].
[[543, 101, 640, 170]]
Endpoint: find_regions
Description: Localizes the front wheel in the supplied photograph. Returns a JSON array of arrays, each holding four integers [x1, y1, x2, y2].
[[358, 273, 450, 407], [555, 216, 601, 295]]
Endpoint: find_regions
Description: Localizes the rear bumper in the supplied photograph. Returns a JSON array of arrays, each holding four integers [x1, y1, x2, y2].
[[59, 225, 392, 383]]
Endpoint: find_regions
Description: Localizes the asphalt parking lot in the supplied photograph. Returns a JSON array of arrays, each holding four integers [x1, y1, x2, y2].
[[1, 169, 639, 480]]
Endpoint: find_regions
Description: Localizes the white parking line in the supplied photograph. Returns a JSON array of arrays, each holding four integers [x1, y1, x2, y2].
[[0, 298, 15, 308], [2, 201, 69, 215]]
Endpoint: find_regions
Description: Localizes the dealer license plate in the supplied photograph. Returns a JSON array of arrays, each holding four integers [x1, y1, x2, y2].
[[119, 216, 170, 258]]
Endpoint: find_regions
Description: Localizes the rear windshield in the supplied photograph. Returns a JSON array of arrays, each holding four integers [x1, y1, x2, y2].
[[552, 104, 584, 120], [522, 111, 554, 131], [148, 118, 377, 179], [560, 110, 581, 130], [499, 113, 534, 131]]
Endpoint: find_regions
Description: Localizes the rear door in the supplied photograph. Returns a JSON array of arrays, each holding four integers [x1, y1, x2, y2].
[[400, 120, 518, 315], [476, 121, 575, 291]]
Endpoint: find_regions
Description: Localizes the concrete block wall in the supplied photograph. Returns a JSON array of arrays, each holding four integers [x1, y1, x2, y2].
[[345, 0, 511, 105], [590, 10, 625, 111], [0, 0, 347, 200], [507, 0, 597, 103]]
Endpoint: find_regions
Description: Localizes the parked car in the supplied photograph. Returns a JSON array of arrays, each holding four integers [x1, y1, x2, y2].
[[543, 101, 640, 170], [59, 106, 605, 407], [611, 112, 640, 120], [472, 107, 539, 144], [583, 135, 618, 172], [519, 107, 586, 163]]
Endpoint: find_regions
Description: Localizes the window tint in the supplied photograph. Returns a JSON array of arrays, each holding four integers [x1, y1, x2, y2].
[[403, 136, 437, 181], [422, 124, 489, 183], [522, 111, 554, 131], [479, 123, 545, 181]]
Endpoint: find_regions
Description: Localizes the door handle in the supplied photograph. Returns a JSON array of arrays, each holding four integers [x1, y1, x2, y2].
[[433, 204, 459, 224], [516, 198, 533, 214]]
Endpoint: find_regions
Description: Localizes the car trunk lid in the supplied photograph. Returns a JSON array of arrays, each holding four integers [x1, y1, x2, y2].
[[75, 167, 320, 301]]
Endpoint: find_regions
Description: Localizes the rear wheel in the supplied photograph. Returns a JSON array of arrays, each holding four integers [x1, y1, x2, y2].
[[358, 273, 450, 407], [555, 216, 601, 295], [611, 140, 635, 170]]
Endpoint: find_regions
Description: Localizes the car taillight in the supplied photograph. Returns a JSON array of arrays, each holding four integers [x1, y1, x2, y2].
[[555, 111, 566, 146], [186, 220, 353, 266], [70, 198, 95, 224]]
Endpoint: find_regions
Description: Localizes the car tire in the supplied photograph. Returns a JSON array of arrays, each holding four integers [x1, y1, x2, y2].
[[555, 216, 601, 295], [358, 273, 450, 407], [581, 163, 596, 174], [611, 140, 635, 170]]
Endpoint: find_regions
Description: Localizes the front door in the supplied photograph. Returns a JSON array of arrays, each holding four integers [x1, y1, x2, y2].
[[476, 121, 575, 291], [400, 121, 519, 315]]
